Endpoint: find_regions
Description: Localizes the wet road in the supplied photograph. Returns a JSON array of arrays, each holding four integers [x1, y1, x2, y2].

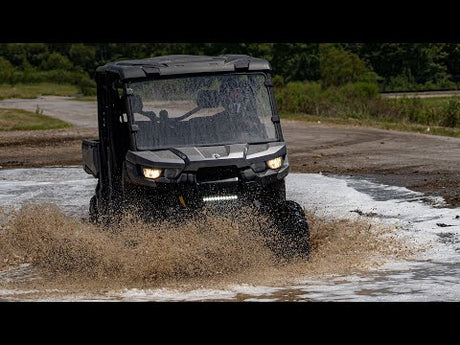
[[1, 167, 459, 301]]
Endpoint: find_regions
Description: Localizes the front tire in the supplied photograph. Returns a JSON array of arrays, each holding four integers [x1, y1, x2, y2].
[[259, 179, 286, 204], [89, 195, 99, 224], [265, 200, 311, 261]]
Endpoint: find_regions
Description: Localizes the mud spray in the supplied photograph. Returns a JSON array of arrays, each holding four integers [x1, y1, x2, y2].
[[0, 203, 421, 300]]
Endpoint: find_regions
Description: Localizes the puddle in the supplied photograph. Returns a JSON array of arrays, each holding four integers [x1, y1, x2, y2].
[[0, 167, 459, 301]]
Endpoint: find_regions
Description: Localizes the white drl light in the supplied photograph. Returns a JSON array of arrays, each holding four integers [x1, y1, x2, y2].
[[142, 168, 162, 179], [203, 195, 238, 202], [266, 156, 283, 170]]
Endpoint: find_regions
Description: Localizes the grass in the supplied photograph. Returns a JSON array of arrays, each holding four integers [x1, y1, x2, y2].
[[278, 86, 460, 139], [281, 112, 460, 138], [276, 81, 460, 138], [0, 83, 80, 100], [387, 95, 460, 112], [415, 96, 455, 107], [72, 95, 96, 102], [0, 108, 72, 131]]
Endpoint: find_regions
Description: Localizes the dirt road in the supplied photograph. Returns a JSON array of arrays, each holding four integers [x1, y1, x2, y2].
[[1, 96, 459, 207], [0, 96, 97, 127], [381, 90, 460, 99], [284, 122, 460, 206]]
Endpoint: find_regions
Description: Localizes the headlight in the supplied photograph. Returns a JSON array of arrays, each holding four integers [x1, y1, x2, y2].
[[142, 167, 162, 179], [266, 156, 283, 170]]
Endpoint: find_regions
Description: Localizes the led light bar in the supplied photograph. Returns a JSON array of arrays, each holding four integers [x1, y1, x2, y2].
[[202, 195, 238, 202]]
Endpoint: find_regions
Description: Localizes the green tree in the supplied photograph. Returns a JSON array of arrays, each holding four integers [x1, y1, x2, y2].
[[0, 43, 49, 69], [319, 44, 378, 87], [0, 56, 16, 83], [270, 43, 320, 82], [41, 52, 73, 70], [440, 43, 460, 82], [69, 44, 96, 72], [343, 43, 451, 88]]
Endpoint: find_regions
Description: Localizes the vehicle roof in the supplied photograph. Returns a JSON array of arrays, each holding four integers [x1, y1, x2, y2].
[[96, 54, 271, 80]]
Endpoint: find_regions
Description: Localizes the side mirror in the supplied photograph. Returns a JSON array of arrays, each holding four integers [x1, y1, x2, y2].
[[196, 89, 220, 108]]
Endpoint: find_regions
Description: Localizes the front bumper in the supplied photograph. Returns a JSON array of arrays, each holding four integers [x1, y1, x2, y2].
[[124, 160, 288, 208], [123, 142, 289, 209]]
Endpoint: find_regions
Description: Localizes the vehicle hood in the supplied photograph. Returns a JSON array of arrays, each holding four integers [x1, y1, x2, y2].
[[125, 142, 286, 171]]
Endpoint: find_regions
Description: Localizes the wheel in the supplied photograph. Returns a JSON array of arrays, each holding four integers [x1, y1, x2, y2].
[[259, 179, 286, 205], [122, 182, 182, 223], [265, 200, 311, 261], [89, 195, 99, 224]]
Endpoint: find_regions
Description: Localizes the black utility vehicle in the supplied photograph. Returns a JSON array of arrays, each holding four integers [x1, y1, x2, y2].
[[82, 54, 310, 259]]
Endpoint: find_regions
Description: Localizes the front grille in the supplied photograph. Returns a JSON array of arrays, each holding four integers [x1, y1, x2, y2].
[[196, 166, 239, 183]]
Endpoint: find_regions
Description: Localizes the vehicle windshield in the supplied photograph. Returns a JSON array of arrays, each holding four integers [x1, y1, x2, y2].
[[127, 73, 278, 150]]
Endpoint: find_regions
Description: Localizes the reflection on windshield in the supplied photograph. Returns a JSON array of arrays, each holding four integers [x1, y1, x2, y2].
[[128, 73, 277, 149]]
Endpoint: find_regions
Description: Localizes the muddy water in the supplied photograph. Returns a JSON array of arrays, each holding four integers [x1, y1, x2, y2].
[[0, 167, 459, 301]]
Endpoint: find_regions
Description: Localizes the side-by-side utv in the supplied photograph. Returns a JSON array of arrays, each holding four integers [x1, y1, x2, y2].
[[82, 54, 310, 259]]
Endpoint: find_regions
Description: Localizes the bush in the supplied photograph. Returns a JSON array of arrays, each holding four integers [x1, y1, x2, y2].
[[276, 81, 379, 117], [385, 75, 414, 91], [75, 74, 96, 96], [442, 98, 460, 127], [272, 75, 285, 87], [383, 75, 458, 92], [40, 53, 73, 70], [0, 67, 95, 95], [274, 78, 460, 129], [0, 57, 16, 84], [339, 82, 379, 99], [393, 97, 426, 123], [275, 81, 322, 114]]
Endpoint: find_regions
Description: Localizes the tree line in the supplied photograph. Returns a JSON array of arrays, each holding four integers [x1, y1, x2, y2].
[[1, 43, 460, 94]]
